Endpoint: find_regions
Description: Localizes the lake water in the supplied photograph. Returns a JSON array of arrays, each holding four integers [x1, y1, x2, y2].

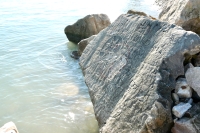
[[0, 0, 159, 132]]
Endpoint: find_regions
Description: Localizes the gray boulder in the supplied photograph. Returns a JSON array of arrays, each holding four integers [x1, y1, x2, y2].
[[80, 14, 200, 133], [78, 35, 96, 56], [157, 0, 200, 35], [64, 14, 111, 43], [185, 67, 200, 97], [171, 117, 199, 133]]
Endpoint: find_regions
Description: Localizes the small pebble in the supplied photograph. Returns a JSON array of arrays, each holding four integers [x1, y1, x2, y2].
[[172, 102, 192, 118]]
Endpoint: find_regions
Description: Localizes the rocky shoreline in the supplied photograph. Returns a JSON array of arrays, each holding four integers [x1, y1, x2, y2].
[[63, 0, 200, 132]]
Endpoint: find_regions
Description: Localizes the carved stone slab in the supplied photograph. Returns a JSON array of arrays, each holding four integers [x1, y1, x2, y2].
[[80, 14, 200, 133]]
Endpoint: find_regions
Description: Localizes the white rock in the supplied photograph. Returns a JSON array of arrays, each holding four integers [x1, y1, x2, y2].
[[172, 102, 192, 118], [185, 67, 200, 97], [0, 122, 19, 133], [175, 78, 192, 98]]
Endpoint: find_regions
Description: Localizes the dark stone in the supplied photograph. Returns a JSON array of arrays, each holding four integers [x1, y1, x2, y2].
[[64, 14, 111, 43], [185, 102, 200, 118], [79, 14, 200, 133], [78, 35, 96, 56], [70, 51, 80, 59]]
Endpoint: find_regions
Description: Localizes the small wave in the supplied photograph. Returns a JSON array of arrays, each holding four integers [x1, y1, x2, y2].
[[37, 41, 67, 70]]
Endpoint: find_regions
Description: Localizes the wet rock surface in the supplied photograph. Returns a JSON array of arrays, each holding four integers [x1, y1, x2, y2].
[[70, 51, 80, 59], [64, 14, 111, 43], [79, 14, 200, 132]]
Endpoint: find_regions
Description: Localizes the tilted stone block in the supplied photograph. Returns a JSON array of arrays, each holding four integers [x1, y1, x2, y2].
[[79, 14, 200, 133]]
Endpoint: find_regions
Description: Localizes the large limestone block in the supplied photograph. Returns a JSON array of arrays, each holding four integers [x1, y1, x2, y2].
[[64, 14, 111, 43], [80, 14, 200, 133], [157, 0, 200, 35], [0, 122, 19, 133]]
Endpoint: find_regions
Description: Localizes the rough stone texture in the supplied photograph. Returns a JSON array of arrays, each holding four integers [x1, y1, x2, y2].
[[172, 93, 179, 105], [78, 35, 96, 56], [127, 10, 148, 17], [157, 0, 200, 35], [193, 53, 200, 67], [127, 10, 157, 20], [171, 117, 198, 133], [175, 78, 192, 98], [186, 102, 200, 118], [185, 67, 200, 97], [172, 102, 192, 118], [64, 14, 111, 43], [0, 122, 19, 133], [184, 63, 194, 72], [79, 14, 200, 133]]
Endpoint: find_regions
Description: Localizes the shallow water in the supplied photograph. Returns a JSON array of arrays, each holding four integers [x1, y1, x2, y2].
[[0, 0, 159, 132]]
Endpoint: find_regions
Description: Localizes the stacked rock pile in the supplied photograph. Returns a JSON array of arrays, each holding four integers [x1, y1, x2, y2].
[[171, 54, 200, 132]]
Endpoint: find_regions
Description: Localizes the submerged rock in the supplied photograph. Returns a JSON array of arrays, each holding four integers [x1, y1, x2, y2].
[[79, 14, 200, 132], [70, 51, 80, 59], [64, 14, 111, 43], [78, 35, 96, 56], [0, 122, 19, 133], [158, 0, 200, 35], [172, 102, 192, 118], [185, 67, 200, 97]]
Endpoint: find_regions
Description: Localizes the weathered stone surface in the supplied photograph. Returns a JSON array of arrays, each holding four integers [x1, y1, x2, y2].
[[172, 102, 192, 118], [0, 122, 19, 133], [157, 0, 200, 35], [79, 14, 200, 132], [64, 14, 111, 43], [184, 63, 194, 72], [193, 53, 200, 67], [175, 78, 192, 98], [78, 35, 96, 56], [127, 10, 147, 16], [171, 117, 198, 133], [172, 93, 179, 104], [127, 10, 156, 20], [185, 67, 200, 97]]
